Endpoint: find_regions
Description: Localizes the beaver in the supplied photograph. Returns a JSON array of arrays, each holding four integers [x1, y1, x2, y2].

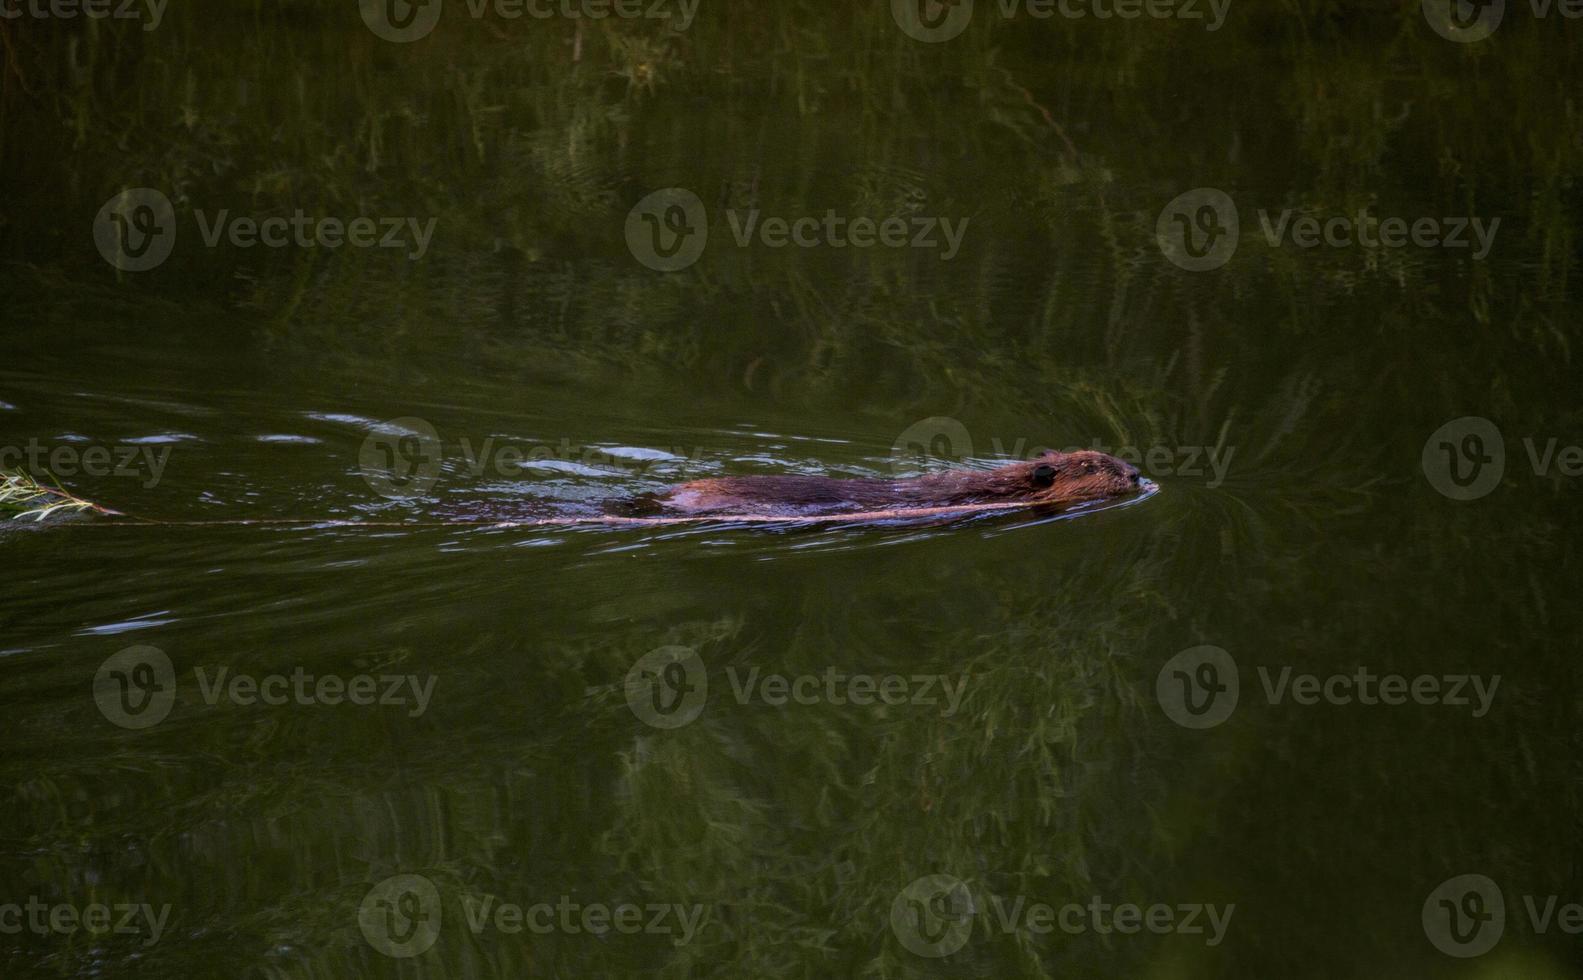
[[39, 449, 1145, 530], [650, 449, 1145, 518]]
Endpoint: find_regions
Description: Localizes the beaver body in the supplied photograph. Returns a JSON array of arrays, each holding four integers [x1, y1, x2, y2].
[[654, 450, 1144, 518]]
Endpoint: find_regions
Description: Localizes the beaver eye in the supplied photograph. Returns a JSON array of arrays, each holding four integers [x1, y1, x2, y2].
[[1082, 462, 1096, 474], [1031, 464, 1057, 487]]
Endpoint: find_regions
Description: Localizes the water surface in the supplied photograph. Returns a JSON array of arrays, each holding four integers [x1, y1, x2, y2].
[[2, 3, 1580, 977]]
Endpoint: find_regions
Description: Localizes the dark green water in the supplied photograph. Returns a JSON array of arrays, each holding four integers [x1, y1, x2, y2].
[[2, 2, 1581, 977]]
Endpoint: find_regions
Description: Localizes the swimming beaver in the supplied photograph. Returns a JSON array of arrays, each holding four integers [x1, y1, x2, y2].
[[652, 449, 1144, 518]]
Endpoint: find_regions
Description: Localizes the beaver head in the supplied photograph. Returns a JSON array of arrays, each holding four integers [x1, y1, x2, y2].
[[1004, 449, 1142, 505]]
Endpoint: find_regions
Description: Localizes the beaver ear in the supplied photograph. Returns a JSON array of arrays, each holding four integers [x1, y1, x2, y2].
[[1031, 463, 1057, 487]]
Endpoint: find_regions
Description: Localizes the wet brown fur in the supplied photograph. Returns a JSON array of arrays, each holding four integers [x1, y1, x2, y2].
[[655, 450, 1143, 517]]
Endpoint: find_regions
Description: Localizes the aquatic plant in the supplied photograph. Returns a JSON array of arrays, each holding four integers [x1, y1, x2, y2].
[[0, 470, 107, 522]]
